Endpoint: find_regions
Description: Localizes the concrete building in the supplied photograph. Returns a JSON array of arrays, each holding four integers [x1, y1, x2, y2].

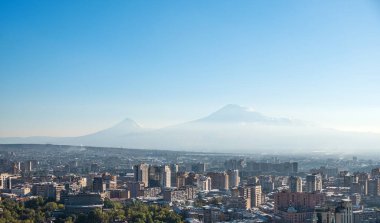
[[163, 186, 196, 202], [237, 184, 262, 208], [148, 165, 171, 188], [274, 191, 325, 223], [306, 174, 322, 193], [32, 182, 65, 201], [161, 165, 171, 188], [63, 193, 103, 214], [223, 196, 251, 210], [250, 185, 262, 207], [368, 178, 380, 196], [176, 172, 188, 188], [335, 199, 353, 223], [207, 172, 229, 190], [227, 169, 240, 188], [127, 181, 145, 198], [134, 163, 149, 187], [170, 164, 179, 187], [197, 175, 212, 191], [109, 189, 130, 199], [289, 176, 303, 193], [92, 176, 106, 193], [275, 191, 325, 212], [0, 173, 12, 190]]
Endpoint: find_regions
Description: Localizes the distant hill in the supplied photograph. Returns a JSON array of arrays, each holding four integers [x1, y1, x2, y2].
[[1, 104, 380, 154]]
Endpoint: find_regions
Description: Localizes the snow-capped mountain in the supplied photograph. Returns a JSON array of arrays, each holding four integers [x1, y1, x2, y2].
[[1, 105, 379, 154]]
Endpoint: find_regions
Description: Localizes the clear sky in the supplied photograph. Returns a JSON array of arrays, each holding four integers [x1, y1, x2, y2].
[[1, 0, 380, 137]]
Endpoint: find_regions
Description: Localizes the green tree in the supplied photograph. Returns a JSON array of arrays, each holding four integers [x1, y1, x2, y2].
[[44, 202, 58, 212]]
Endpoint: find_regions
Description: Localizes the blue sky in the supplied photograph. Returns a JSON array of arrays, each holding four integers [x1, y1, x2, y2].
[[1, 0, 380, 137]]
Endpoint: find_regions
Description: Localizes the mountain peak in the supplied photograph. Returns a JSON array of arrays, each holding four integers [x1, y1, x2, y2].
[[197, 104, 264, 123], [218, 104, 250, 112], [119, 118, 140, 125], [113, 118, 141, 129], [85, 117, 143, 138], [196, 104, 302, 126], [214, 104, 259, 115]]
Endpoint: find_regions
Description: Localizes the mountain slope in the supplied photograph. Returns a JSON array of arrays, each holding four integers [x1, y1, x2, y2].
[[0, 118, 145, 146], [194, 104, 305, 125], [1, 105, 380, 154]]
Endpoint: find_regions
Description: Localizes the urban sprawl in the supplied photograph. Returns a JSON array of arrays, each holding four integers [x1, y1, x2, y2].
[[0, 144, 379, 223]]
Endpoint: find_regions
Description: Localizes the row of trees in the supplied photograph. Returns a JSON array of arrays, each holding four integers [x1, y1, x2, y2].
[[0, 197, 63, 223], [0, 197, 183, 223]]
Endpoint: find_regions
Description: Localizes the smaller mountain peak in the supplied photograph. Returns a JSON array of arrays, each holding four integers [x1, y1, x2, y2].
[[117, 118, 141, 128]]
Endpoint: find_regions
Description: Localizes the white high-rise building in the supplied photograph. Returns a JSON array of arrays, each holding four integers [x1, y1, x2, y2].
[[250, 185, 262, 207], [160, 165, 171, 188]]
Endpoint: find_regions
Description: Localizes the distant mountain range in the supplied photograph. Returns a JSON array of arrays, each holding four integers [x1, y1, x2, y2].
[[1, 104, 380, 154]]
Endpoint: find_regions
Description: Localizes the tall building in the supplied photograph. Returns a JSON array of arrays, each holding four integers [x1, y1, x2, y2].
[[306, 174, 322, 192], [197, 175, 212, 191], [32, 183, 65, 201], [102, 173, 117, 190], [335, 199, 353, 223], [176, 172, 188, 188], [343, 175, 357, 187], [368, 178, 380, 196], [207, 172, 229, 190], [355, 172, 369, 195], [127, 181, 145, 198], [227, 169, 240, 188], [161, 165, 171, 188], [250, 185, 262, 207], [274, 191, 326, 223], [0, 173, 12, 189], [289, 176, 303, 192], [237, 184, 262, 208], [92, 176, 106, 193], [170, 164, 179, 187], [238, 185, 251, 199], [148, 166, 161, 187], [134, 163, 149, 187], [148, 165, 171, 188], [11, 162, 21, 174]]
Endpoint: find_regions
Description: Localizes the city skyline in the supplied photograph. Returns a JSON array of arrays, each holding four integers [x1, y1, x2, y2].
[[2, 1, 380, 222]]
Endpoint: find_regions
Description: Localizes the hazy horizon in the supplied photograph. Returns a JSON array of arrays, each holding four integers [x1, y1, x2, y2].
[[2, 104, 380, 138]]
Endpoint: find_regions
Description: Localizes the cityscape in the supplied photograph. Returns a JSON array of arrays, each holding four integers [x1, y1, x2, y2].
[[1, 0, 380, 223], [0, 144, 379, 222]]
